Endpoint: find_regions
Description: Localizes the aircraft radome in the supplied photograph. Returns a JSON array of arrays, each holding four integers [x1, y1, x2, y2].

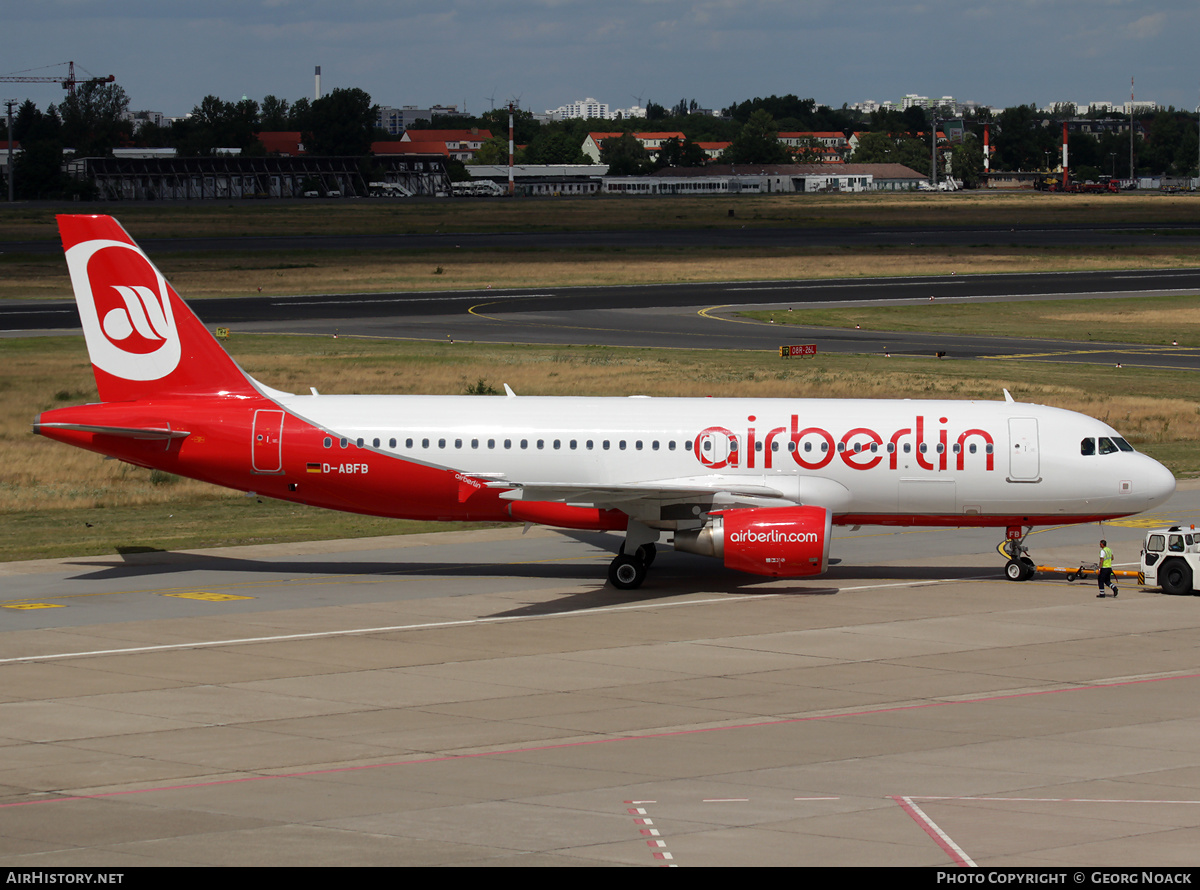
[[35, 215, 1176, 589]]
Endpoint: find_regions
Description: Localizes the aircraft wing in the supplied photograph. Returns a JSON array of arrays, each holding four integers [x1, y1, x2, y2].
[[489, 478, 796, 510]]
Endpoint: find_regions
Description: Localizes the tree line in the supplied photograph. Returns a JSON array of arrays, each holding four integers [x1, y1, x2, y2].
[[4, 85, 1197, 198]]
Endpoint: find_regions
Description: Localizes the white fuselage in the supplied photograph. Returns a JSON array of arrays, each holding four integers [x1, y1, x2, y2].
[[280, 394, 1176, 527]]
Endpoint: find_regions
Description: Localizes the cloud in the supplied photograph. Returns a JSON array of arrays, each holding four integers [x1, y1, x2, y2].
[[1123, 11, 1166, 40]]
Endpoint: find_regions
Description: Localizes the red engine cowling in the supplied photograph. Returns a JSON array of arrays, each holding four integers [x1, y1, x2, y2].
[[675, 505, 831, 578]]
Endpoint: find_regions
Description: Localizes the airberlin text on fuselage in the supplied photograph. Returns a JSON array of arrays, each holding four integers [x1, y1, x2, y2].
[[694, 414, 996, 473]]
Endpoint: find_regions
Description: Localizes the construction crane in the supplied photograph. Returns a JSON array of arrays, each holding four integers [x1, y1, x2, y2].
[[0, 61, 115, 96]]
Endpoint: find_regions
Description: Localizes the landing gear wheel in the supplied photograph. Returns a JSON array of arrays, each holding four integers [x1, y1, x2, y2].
[[635, 543, 657, 567], [609, 554, 647, 590], [1020, 556, 1036, 580], [1005, 559, 1029, 582]]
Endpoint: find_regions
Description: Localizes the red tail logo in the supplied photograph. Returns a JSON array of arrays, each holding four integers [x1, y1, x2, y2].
[[58, 215, 257, 402], [66, 237, 181, 381]]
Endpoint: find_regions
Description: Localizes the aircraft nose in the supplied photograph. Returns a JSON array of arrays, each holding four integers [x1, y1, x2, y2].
[[1143, 456, 1176, 509]]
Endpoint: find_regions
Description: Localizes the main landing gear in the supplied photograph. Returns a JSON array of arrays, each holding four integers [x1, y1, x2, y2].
[[999, 525, 1036, 581], [608, 520, 659, 590]]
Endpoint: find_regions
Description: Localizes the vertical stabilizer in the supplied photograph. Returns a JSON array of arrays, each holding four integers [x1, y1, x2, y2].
[[58, 215, 256, 402]]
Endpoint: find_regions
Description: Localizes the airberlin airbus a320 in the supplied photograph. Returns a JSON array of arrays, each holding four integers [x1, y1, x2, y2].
[[35, 215, 1176, 589]]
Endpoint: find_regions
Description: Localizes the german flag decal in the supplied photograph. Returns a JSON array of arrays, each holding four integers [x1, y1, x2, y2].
[[306, 462, 322, 473]]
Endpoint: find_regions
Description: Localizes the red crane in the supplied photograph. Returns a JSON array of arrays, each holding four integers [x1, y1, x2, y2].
[[0, 61, 115, 96]]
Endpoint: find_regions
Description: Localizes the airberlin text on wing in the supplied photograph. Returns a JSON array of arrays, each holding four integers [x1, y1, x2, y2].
[[694, 415, 996, 472]]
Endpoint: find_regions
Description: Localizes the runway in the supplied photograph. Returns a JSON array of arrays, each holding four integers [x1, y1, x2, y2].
[[7, 268, 1200, 370], [2, 485, 1199, 866]]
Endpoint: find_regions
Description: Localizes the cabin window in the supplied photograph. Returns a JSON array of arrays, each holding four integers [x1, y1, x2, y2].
[[455, 439, 462, 449], [471, 439, 478, 449], [488, 439, 495, 449], [389, 438, 397, 449], [604, 440, 611, 450], [356, 438, 364, 448], [619, 440, 627, 450], [536, 439, 544, 450], [969, 443, 977, 454], [985, 444, 994, 454], [406, 438, 413, 449], [919, 443, 927, 453], [587, 440, 594, 450], [521, 439, 528, 449], [653, 441, 660, 451], [323, 437, 332, 448], [372, 438, 380, 448], [504, 439, 512, 449], [936, 444, 944, 454], [438, 438, 446, 449], [903, 443, 911, 453], [422, 438, 429, 448], [669, 441, 677, 451], [636, 441, 643, 451], [340, 438, 348, 448]]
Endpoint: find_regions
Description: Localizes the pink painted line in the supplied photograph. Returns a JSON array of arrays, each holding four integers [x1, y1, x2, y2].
[[3, 671, 1197, 811], [893, 795, 976, 868]]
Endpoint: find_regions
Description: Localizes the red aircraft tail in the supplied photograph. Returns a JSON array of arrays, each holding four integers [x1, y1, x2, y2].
[[58, 214, 256, 403]]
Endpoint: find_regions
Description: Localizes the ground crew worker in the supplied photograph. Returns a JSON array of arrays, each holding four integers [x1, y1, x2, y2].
[[1097, 539, 1118, 598]]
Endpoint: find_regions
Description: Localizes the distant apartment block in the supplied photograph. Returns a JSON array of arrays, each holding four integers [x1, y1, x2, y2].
[[376, 105, 464, 136], [123, 110, 167, 133], [546, 98, 647, 121]]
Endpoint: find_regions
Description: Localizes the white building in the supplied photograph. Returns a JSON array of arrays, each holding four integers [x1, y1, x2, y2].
[[546, 98, 646, 121]]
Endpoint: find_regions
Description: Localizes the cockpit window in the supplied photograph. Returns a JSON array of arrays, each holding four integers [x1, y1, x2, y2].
[[1098, 437, 1118, 455], [1080, 438, 1095, 456], [1113, 437, 1134, 452]]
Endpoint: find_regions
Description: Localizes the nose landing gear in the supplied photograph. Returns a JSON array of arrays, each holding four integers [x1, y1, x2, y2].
[[999, 525, 1035, 581]]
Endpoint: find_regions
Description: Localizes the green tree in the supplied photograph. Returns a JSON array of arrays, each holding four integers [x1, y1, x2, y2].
[[260, 95, 290, 130], [11, 102, 73, 199], [949, 135, 983, 187], [306, 88, 376, 156], [58, 81, 131, 156], [722, 109, 790, 165], [850, 131, 929, 175], [473, 136, 511, 165], [600, 132, 650, 175]]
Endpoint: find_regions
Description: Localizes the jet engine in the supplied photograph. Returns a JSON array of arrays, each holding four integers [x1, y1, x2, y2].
[[673, 505, 832, 577]]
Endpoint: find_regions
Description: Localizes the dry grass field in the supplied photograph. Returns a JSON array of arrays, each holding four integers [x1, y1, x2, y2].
[[742, 294, 1200, 347]]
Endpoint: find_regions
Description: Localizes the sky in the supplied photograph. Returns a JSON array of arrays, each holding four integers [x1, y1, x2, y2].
[[6, 1, 1199, 119]]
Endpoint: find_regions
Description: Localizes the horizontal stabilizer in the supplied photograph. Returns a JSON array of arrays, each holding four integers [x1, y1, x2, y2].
[[35, 422, 190, 440]]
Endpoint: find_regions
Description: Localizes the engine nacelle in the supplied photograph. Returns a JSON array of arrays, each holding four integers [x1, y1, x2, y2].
[[673, 505, 832, 577]]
